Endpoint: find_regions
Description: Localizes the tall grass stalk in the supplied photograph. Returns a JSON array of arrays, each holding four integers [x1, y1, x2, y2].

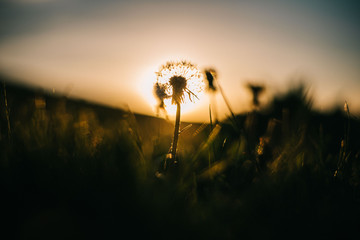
[[335, 101, 352, 177], [344, 101, 350, 154], [209, 104, 213, 131], [2, 81, 11, 139], [218, 84, 236, 122]]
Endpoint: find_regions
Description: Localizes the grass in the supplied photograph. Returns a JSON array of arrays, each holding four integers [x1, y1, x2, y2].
[[1, 80, 360, 239]]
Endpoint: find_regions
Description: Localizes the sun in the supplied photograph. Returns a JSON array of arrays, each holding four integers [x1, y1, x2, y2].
[[161, 96, 204, 116]]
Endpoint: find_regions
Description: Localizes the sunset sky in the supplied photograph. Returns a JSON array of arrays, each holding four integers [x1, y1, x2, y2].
[[1, 0, 360, 122]]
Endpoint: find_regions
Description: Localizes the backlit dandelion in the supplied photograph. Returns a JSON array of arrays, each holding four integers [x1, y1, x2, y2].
[[155, 60, 205, 166], [156, 61, 204, 105]]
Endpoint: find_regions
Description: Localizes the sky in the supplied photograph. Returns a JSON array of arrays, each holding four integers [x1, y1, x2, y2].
[[1, 0, 360, 122]]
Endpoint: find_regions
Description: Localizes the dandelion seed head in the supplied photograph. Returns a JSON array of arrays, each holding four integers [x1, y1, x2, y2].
[[156, 61, 205, 105]]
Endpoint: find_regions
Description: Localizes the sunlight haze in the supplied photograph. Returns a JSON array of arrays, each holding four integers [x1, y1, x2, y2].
[[1, 0, 360, 121]]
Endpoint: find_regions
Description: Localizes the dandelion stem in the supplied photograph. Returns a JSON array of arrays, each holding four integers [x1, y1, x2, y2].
[[171, 102, 181, 161]]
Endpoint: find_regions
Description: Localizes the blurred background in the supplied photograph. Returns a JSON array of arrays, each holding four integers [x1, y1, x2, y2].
[[1, 0, 360, 121]]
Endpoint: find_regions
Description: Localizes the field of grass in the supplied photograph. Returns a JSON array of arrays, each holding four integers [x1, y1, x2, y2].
[[1, 80, 360, 239]]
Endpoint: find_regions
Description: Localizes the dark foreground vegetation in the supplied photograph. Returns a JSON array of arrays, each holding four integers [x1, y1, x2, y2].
[[1, 80, 360, 239]]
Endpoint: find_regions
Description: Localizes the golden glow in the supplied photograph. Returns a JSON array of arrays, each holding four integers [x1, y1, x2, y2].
[[162, 100, 203, 116]]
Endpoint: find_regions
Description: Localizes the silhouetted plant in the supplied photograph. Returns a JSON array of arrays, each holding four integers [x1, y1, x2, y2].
[[204, 68, 219, 127], [204, 68, 217, 92], [204, 68, 238, 128], [246, 83, 265, 109], [155, 61, 204, 167], [335, 101, 352, 178], [153, 82, 169, 119], [2, 81, 11, 139]]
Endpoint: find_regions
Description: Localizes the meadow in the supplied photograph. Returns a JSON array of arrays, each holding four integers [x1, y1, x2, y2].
[[1, 79, 360, 239]]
